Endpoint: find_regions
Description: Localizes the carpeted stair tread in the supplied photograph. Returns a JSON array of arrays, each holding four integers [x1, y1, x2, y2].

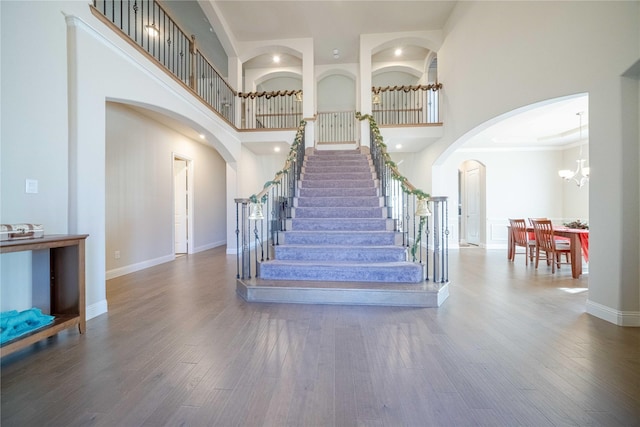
[[290, 218, 395, 231], [259, 260, 423, 283], [306, 154, 365, 160], [295, 196, 382, 207], [300, 179, 377, 189], [298, 187, 379, 197], [293, 206, 385, 218], [303, 164, 373, 173], [301, 172, 375, 180], [283, 230, 401, 245], [274, 245, 407, 262]]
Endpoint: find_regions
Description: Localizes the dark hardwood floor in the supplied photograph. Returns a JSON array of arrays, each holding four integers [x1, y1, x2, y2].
[[2, 246, 639, 426]]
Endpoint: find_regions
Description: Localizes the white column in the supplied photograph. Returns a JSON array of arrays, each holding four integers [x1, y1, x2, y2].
[[359, 36, 373, 147], [301, 40, 315, 150], [227, 56, 243, 128], [226, 162, 240, 253]]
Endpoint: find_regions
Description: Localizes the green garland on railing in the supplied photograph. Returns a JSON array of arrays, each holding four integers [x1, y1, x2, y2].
[[355, 112, 430, 201], [356, 112, 430, 262], [248, 120, 307, 204], [410, 217, 427, 261]]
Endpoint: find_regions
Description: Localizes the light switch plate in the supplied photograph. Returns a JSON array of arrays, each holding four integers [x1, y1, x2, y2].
[[25, 179, 38, 194]]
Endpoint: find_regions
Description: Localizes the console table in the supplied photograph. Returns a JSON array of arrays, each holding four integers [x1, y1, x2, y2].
[[1, 234, 88, 357]]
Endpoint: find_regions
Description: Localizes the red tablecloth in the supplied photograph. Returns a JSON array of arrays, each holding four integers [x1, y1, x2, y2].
[[578, 232, 589, 262], [555, 227, 589, 262]]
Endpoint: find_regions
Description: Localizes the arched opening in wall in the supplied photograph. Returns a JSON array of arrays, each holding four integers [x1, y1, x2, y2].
[[434, 93, 589, 254], [105, 101, 228, 281], [256, 75, 302, 92], [316, 73, 357, 145], [241, 47, 302, 92], [427, 56, 438, 84], [458, 160, 486, 247], [246, 71, 302, 129], [372, 69, 420, 88]]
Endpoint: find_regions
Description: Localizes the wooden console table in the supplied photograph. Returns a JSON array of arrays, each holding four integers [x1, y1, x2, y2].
[[1, 234, 88, 357]]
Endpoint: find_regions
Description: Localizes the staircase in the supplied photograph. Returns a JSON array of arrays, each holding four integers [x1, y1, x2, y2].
[[259, 149, 423, 283]]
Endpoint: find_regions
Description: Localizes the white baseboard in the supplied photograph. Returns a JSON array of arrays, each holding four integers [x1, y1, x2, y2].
[[586, 299, 640, 327], [86, 299, 108, 320], [193, 240, 226, 254], [106, 254, 175, 280]]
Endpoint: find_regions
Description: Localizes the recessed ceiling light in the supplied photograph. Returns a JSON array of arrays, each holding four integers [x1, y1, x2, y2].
[[395, 144, 402, 149], [273, 55, 280, 63], [199, 134, 205, 140], [274, 146, 281, 152], [394, 48, 402, 56]]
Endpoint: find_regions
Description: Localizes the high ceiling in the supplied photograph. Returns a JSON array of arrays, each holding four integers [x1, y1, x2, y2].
[[152, 1, 588, 152], [211, 1, 457, 66], [461, 95, 589, 150]]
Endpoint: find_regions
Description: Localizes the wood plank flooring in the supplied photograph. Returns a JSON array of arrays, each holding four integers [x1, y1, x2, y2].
[[2, 247, 639, 426]]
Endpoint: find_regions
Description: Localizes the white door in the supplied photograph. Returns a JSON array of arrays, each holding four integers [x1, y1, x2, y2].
[[466, 167, 481, 246], [174, 158, 188, 254]]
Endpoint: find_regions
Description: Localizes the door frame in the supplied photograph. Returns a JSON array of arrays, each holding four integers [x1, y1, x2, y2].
[[172, 153, 194, 255], [459, 159, 486, 247]]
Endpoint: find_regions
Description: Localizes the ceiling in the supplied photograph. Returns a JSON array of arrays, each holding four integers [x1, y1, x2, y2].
[[212, 1, 457, 66], [206, 1, 587, 151], [461, 95, 589, 151]]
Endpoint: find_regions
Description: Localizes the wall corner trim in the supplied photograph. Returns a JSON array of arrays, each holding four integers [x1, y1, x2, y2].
[[86, 299, 108, 321], [586, 299, 640, 327]]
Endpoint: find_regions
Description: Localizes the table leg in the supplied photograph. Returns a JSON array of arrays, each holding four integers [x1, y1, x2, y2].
[[507, 227, 514, 261], [570, 234, 582, 278]]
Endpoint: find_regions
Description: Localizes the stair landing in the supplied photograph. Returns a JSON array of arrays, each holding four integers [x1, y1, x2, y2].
[[236, 277, 449, 307]]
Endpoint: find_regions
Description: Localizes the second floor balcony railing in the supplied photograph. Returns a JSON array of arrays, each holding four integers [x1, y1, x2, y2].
[[316, 111, 358, 143], [239, 90, 303, 130], [372, 84, 442, 126], [91, 1, 443, 132], [91, 0, 236, 125]]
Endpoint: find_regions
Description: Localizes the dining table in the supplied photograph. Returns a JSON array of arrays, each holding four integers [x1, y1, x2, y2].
[[507, 225, 589, 278]]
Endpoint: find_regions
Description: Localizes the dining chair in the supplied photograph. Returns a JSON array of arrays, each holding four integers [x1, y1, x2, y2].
[[530, 219, 571, 274], [508, 218, 536, 265]]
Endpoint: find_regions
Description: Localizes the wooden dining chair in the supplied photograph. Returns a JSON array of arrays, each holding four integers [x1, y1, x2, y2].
[[530, 219, 571, 274], [508, 218, 536, 265]]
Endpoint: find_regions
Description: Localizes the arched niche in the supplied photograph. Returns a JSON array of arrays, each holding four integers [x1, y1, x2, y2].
[[317, 73, 357, 112], [372, 65, 422, 87]]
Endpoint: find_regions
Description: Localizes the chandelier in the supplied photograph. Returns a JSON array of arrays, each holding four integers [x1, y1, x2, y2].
[[558, 111, 589, 187]]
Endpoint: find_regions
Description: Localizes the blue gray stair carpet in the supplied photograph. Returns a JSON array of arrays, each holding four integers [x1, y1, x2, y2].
[[237, 149, 449, 307]]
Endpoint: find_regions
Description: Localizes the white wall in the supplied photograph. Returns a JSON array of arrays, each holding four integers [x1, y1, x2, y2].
[[424, 1, 639, 324], [105, 103, 227, 277], [558, 145, 590, 221], [442, 149, 568, 247], [372, 71, 419, 87], [257, 77, 302, 92], [1, 1, 75, 313], [1, 1, 243, 319], [388, 142, 589, 249], [317, 74, 356, 112]]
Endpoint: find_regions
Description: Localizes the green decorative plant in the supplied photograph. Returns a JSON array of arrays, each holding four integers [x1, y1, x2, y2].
[[248, 119, 307, 205], [563, 219, 589, 230], [356, 112, 431, 261]]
